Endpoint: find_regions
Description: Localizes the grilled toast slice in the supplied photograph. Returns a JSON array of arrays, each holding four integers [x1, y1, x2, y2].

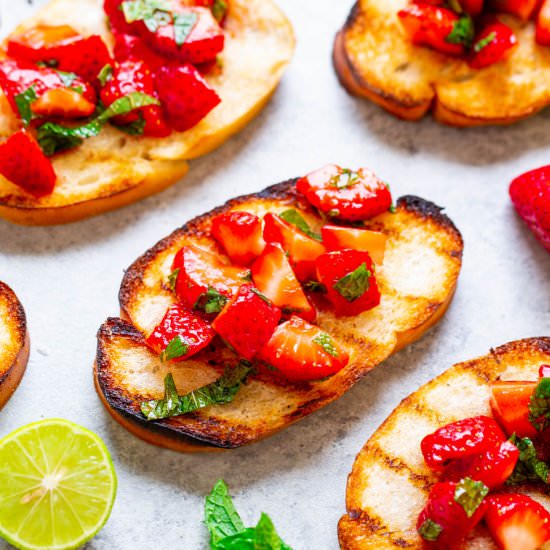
[[338, 337, 550, 549], [0, 282, 29, 409], [0, 0, 294, 225], [94, 179, 463, 451], [334, 1, 550, 127]]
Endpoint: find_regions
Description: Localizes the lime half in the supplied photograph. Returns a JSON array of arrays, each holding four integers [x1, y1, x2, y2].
[[0, 419, 117, 550]]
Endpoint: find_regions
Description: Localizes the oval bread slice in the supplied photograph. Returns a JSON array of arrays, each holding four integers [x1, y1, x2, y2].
[[338, 337, 550, 550]]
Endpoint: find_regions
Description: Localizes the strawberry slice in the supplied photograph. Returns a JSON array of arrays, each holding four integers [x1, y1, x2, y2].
[[251, 243, 316, 323], [443, 440, 519, 489], [296, 165, 393, 222], [263, 213, 326, 281], [155, 63, 220, 132], [488, 0, 540, 21], [490, 381, 538, 438], [0, 130, 56, 197], [469, 20, 518, 70], [259, 316, 349, 381], [211, 211, 266, 265], [7, 25, 79, 60], [485, 493, 550, 550], [537, 0, 550, 46], [171, 245, 249, 310], [316, 249, 380, 317], [510, 166, 550, 253], [146, 302, 215, 361], [321, 224, 387, 264], [212, 284, 281, 360], [30, 88, 96, 119], [417, 479, 488, 548], [421, 416, 507, 471]]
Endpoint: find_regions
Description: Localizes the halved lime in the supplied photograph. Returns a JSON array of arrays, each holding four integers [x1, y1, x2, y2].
[[0, 419, 117, 550]]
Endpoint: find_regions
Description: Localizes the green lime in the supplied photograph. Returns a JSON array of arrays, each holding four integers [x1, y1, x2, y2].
[[0, 419, 117, 550]]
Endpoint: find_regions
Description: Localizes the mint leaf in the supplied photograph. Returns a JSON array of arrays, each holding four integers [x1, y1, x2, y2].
[[474, 31, 496, 53], [279, 209, 322, 241], [15, 86, 38, 127], [250, 287, 272, 305], [55, 70, 78, 88], [304, 280, 326, 293], [211, 0, 227, 22], [168, 268, 180, 293], [417, 518, 442, 542], [507, 435, 550, 485], [174, 12, 198, 46], [205, 480, 245, 546], [329, 168, 360, 189], [98, 64, 114, 87], [333, 263, 371, 302], [121, 0, 172, 23], [446, 15, 474, 48], [194, 288, 228, 314], [114, 113, 146, 136], [215, 515, 292, 550], [159, 335, 189, 363], [453, 478, 488, 518], [529, 377, 550, 431], [312, 332, 339, 358]]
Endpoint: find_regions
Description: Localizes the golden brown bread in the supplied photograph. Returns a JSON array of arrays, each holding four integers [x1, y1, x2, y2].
[[0, 0, 294, 225], [94, 179, 463, 451], [0, 281, 29, 409], [338, 337, 550, 550], [334, 0, 550, 127]]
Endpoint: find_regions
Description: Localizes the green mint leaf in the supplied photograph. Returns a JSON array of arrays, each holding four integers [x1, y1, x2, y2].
[[55, 70, 78, 88], [204, 480, 245, 547], [417, 518, 442, 542], [211, 0, 227, 22], [529, 377, 550, 431], [144, 9, 171, 32], [312, 332, 339, 358], [174, 12, 198, 46], [168, 268, 180, 293], [250, 287, 272, 305], [71, 86, 84, 95], [329, 168, 360, 190], [36, 59, 59, 68], [474, 31, 497, 53], [304, 280, 326, 293], [279, 209, 322, 241], [159, 335, 189, 363], [114, 113, 147, 136], [121, 0, 172, 23], [98, 64, 114, 87], [446, 15, 474, 48], [99, 91, 159, 121], [333, 263, 371, 302], [194, 287, 228, 314], [453, 477, 488, 518], [507, 435, 550, 485], [15, 86, 38, 127], [214, 515, 292, 550], [241, 271, 253, 282]]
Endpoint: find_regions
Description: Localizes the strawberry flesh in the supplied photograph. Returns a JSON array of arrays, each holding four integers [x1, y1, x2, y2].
[[537, 0, 550, 46], [488, 0, 540, 21], [469, 20, 517, 70], [321, 224, 387, 264], [7, 25, 79, 61], [30, 88, 96, 119], [113, 33, 167, 71]]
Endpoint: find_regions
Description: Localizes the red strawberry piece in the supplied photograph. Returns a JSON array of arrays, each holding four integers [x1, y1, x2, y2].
[[296, 165, 393, 222], [171, 245, 249, 310], [30, 88, 96, 119], [443, 440, 519, 489], [259, 316, 349, 381], [460, 0, 485, 16], [251, 243, 316, 323], [0, 130, 56, 197], [510, 166, 550, 253], [315, 249, 380, 317], [146, 302, 215, 361], [212, 284, 281, 360], [321, 224, 387, 264], [100, 60, 171, 137], [469, 20, 517, 70], [397, 4, 467, 57], [488, 0, 540, 21], [416, 480, 488, 549], [421, 416, 507, 471], [540, 365, 550, 378], [104, 0, 133, 34], [537, 0, 550, 46], [7, 25, 79, 61], [113, 33, 167, 71], [211, 211, 266, 265], [155, 63, 220, 132], [263, 213, 326, 281], [485, 493, 550, 550], [490, 381, 539, 438]]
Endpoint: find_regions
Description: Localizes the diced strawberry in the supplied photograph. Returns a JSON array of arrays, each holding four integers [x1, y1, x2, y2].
[[212, 284, 281, 360], [263, 213, 326, 281], [100, 60, 171, 137], [146, 302, 215, 361], [321, 224, 387, 264], [397, 4, 467, 57], [490, 381, 539, 438], [460, 0, 485, 15], [104, 0, 133, 34], [315, 249, 380, 317], [113, 33, 167, 71], [421, 416, 507, 471], [540, 364, 550, 378], [537, 0, 550, 46], [251, 243, 316, 323], [7, 25, 79, 61], [443, 440, 519, 489], [179, 0, 228, 23], [171, 245, 249, 310], [30, 88, 96, 118], [485, 494, 550, 550], [155, 63, 220, 132], [0, 130, 56, 197], [469, 20, 517, 69], [510, 166, 550, 253], [211, 211, 265, 265], [417, 480, 488, 548], [488, 0, 540, 21], [259, 316, 349, 381], [296, 165, 393, 222]]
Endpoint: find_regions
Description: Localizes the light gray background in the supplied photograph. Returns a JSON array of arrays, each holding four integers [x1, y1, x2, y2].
[[1, 0, 549, 548]]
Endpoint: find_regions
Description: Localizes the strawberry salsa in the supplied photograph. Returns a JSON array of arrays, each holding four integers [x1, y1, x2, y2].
[[398, 0, 550, 69], [416, 365, 550, 549], [0, 0, 227, 198], [140, 165, 394, 419]]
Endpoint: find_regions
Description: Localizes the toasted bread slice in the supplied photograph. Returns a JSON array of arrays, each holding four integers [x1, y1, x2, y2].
[[0, 0, 294, 225], [94, 179, 463, 451], [338, 337, 550, 549], [0, 281, 29, 409], [334, 1, 550, 127]]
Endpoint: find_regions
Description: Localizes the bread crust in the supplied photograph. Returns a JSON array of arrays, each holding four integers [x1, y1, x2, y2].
[[94, 179, 463, 451], [334, 0, 550, 127], [338, 337, 550, 549]]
